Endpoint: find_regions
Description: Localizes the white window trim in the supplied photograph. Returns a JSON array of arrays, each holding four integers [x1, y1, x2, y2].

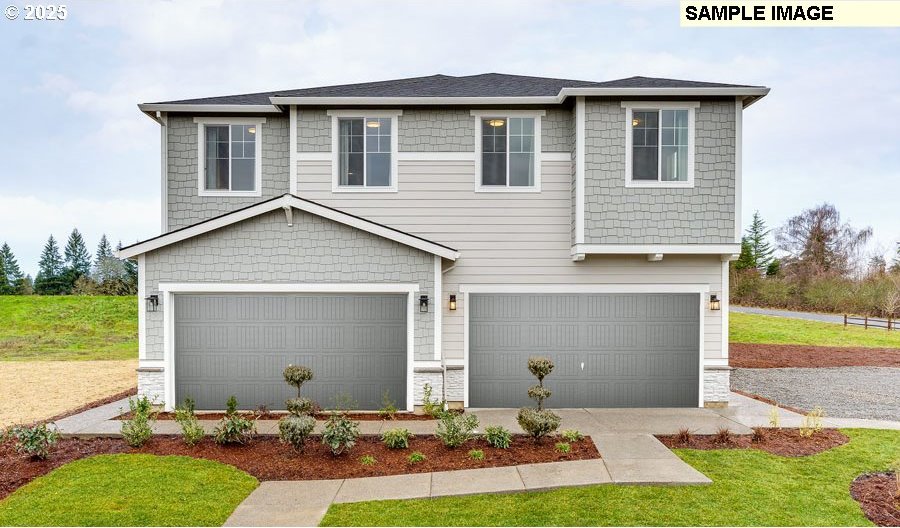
[[194, 117, 264, 197], [328, 110, 401, 193], [622, 102, 697, 189], [471, 110, 544, 193]]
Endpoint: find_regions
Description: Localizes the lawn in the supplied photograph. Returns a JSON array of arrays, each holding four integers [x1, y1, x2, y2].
[[322, 429, 899, 526], [0, 296, 137, 361], [730, 312, 900, 349], [0, 454, 258, 526]]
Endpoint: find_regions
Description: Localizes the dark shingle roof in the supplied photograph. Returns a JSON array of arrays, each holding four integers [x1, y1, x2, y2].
[[147, 73, 764, 106]]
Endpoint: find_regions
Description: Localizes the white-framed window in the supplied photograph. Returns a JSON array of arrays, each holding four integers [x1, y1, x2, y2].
[[195, 117, 264, 197], [328, 110, 401, 193], [472, 110, 543, 192], [623, 102, 697, 188]]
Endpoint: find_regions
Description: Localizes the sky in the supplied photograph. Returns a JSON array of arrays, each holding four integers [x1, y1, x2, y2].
[[1, 0, 899, 276]]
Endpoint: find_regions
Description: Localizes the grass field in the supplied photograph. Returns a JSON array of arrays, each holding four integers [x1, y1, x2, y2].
[[322, 429, 898, 526], [0, 296, 137, 361], [730, 312, 900, 349], [0, 454, 258, 526]]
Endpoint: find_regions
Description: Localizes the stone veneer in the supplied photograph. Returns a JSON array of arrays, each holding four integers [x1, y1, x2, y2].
[[703, 366, 731, 406]]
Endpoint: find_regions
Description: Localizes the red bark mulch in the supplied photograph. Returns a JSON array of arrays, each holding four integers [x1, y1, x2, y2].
[[657, 428, 849, 456], [850, 472, 900, 527], [118, 411, 438, 421], [1, 434, 597, 501], [730, 343, 900, 368]]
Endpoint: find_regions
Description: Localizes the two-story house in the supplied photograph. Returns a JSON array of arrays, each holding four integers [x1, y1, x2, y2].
[[119, 73, 769, 412]]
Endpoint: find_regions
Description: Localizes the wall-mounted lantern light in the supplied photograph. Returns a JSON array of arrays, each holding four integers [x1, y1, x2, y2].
[[709, 294, 721, 311], [146, 294, 159, 312], [448, 294, 457, 311], [419, 295, 429, 313]]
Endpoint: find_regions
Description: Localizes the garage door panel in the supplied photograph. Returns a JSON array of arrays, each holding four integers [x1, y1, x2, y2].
[[469, 293, 700, 408]]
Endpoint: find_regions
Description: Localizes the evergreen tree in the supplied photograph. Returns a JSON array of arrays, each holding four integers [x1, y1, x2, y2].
[[34, 235, 65, 295], [0, 243, 24, 294], [117, 241, 138, 294], [745, 211, 774, 273], [19, 274, 34, 295], [63, 228, 92, 292], [890, 244, 900, 274], [766, 258, 781, 277], [733, 238, 756, 271], [93, 234, 126, 293]]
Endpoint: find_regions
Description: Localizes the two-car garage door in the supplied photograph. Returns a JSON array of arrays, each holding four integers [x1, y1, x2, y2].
[[468, 293, 700, 408]]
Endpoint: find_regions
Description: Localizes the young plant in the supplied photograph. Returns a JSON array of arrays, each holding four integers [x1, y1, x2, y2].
[[889, 458, 900, 498], [322, 412, 360, 455], [381, 428, 413, 449], [468, 449, 485, 460], [752, 426, 768, 443], [675, 427, 694, 445], [359, 454, 377, 466], [278, 415, 316, 451], [714, 426, 734, 445], [799, 407, 825, 438], [516, 356, 561, 441], [378, 390, 398, 420], [283, 364, 316, 418], [434, 412, 479, 448], [560, 429, 584, 443], [213, 396, 256, 445], [407, 451, 426, 464], [421, 383, 444, 418], [174, 398, 204, 446], [121, 395, 157, 448], [7, 423, 59, 460], [483, 425, 512, 449], [555, 442, 571, 454], [768, 404, 781, 428]]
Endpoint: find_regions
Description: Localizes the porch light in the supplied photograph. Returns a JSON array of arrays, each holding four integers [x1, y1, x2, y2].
[[487, 119, 505, 127], [247, 127, 256, 134], [419, 295, 429, 313], [709, 294, 721, 311], [366, 120, 381, 128], [145, 294, 159, 312], [632, 118, 640, 127], [448, 294, 457, 311]]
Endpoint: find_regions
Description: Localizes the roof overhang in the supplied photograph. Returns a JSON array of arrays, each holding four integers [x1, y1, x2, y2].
[[118, 194, 460, 261], [137, 103, 283, 122]]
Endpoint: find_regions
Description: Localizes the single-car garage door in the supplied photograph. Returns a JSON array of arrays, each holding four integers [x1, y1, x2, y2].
[[469, 293, 700, 408], [175, 293, 407, 410]]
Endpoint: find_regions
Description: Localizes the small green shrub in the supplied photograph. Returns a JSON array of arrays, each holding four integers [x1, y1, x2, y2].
[[421, 383, 444, 418], [360, 454, 377, 466], [121, 395, 157, 448], [213, 396, 255, 445], [526, 357, 554, 410], [517, 408, 561, 441], [322, 413, 360, 455], [378, 390, 398, 420], [7, 423, 59, 459], [381, 428, 413, 449], [468, 449, 485, 460], [285, 397, 315, 416], [434, 412, 479, 448], [283, 364, 314, 395], [555, 442, 571, 454], [278, 414, 316, 451], [174, 399, 204, 446], [483, 425, 512, 449], [560, 429, 584, 442], [407, 451, 426, 464]]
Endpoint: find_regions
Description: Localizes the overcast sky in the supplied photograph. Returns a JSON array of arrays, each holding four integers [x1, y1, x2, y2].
[[1, 1, 898, 276]]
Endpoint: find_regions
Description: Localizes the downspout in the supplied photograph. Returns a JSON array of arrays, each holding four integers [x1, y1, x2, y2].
[[158, 111, 168, 234], [440, 262, 454, 409]]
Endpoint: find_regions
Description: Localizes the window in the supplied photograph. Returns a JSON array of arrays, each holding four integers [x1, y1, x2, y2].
[[329, 110, 400, 192], [624, 103, 696, 187], [473, 111, 543, 191], [195, 118, 263, 196]]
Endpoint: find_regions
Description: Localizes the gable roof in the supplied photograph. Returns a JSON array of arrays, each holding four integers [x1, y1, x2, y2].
[[138, 73, 769, 114], [117, 194, 460, 261]]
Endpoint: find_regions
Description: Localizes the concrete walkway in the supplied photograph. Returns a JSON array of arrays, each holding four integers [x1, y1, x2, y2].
[[731, 305, 845, 324]]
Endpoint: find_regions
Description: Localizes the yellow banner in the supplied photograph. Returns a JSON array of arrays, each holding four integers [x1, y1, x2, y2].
[[680, 1, 900, 26]]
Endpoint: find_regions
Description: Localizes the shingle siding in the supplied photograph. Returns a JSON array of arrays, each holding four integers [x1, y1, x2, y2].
[[297, 109, 331, 152], [582, 99, 736, 245], [543, 107, 574, 152], [398, 109, 474, 152]]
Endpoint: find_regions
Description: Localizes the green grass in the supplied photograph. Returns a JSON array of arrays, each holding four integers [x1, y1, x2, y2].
[[322, 429, 900, 526], [730, 312, 900, 349], [0, 454, 258, 526], [0, 296, 137, 360]]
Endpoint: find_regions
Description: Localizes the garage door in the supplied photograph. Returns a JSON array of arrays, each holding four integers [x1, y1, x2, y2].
[[175, 293, 407, 410], [469, 293, 700, 408]]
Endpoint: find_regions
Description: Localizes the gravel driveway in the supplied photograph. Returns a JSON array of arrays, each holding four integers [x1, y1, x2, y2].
[[731, 367, 900, 421]]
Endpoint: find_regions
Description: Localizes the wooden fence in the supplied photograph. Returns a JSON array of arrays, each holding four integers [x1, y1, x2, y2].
[[844, 314, 895, 330]]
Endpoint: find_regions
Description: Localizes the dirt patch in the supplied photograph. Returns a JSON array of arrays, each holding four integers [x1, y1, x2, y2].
[[851, 472, 900, 527], [657, 428, 849, 456], [0, 434, 597, 499], [730, 343, 900, 368], [119, 411, 440, 421]]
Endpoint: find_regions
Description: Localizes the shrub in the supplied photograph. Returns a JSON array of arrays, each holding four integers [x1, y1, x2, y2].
[[121, 395, 157, 448], [7, 423, 59, 459], [752, 427, 768, 443], [483, 425, 512, 449], [526, 357, 554, 410], [517, 408, 561, 442], [799, 407, 825, 438], [378, 390, 398, 420], [407, 451, 426, 464], [381, 428, 413, 449], [278, 414, 316, 451], [434, 412, 479, 448], [285, 397, 315, 416], [421, 383, 444, 418], [174, 398, 204, 446], [675, 427, 693, 445], [769, 404, 781, 428], [322, 413, 360, 455], [468, 449, 485, 460], [560, 429, 584, 442], [555, 442, 571, 454], [283, 365, 314, 396], [714, 427, 734, 444], [359, 454, 377, 466], [213, 396, 256, 445]]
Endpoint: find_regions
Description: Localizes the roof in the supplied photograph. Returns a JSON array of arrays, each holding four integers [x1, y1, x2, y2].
[[138, 73, 769, 113], [117, 194, 460, 261]]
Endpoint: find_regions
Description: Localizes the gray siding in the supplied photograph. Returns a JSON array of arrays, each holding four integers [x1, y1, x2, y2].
[[543, 107, 574, 152], [398, 109, 473, 152], [297, 109, 331, 152], [166, 115, 290, 231], [583, 99, 736, 245], [143, 209, 435, 362]]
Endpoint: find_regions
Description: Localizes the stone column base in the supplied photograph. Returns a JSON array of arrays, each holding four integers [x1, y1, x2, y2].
[[703, 365, 731, 407]]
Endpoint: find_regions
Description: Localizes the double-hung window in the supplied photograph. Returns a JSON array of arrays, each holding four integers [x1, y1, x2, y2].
[[624, 103, 696, 187], [473, 111, 543, 191], [195, 118, 263, 196], [329, 110, 400, 192]]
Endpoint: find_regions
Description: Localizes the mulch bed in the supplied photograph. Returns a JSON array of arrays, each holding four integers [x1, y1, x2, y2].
[[851, 472, 900, 527], [1, 434, 597, 500], [117, 411, 438, 421], [730, 343, 900, 368], [657, 428, 849, 456]]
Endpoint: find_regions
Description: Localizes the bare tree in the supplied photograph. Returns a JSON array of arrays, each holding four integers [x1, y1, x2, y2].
[[775, 203, 872, 279]]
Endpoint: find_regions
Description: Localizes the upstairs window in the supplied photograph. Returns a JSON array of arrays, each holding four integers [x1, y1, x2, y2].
[[329, 110, 400, 192], [624, 104, 696, 187], [473, 111, 543, 192], [195, 118, 263, 196]]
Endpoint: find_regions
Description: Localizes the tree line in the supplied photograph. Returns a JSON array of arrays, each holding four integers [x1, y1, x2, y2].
[[0, 230, 137, 296], [732, 203, 900, 317]]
